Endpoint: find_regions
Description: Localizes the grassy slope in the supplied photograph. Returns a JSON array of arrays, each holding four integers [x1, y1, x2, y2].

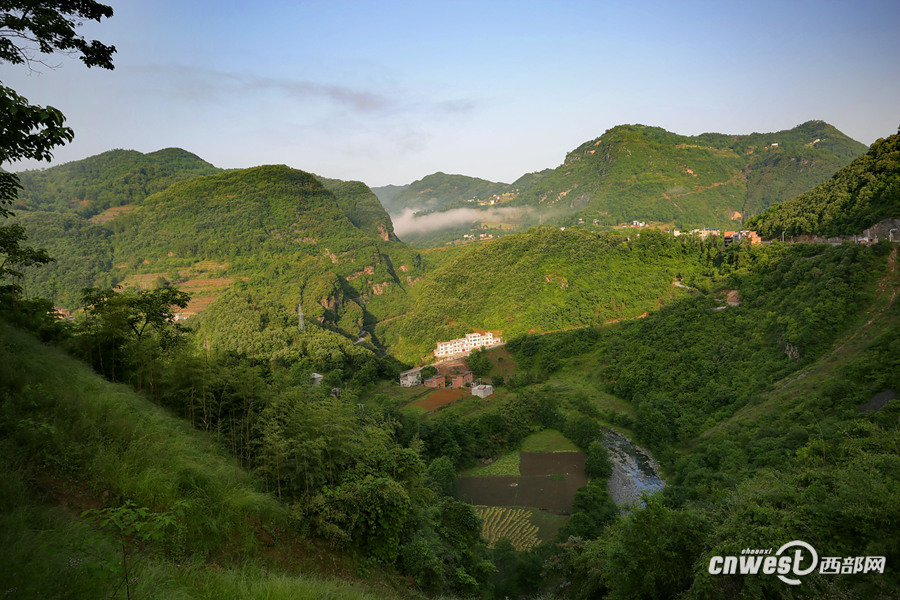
[[0, 322, 408, 600]]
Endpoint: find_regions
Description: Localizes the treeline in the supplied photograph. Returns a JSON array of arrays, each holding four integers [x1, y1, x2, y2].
[[749, 130, 900, 238]]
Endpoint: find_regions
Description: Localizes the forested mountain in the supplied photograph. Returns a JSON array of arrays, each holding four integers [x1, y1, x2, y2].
[[749, 129, 900, 238], [373, 171, 510, 215], [507, 120, 866, 228], [15, 148, 221, 216], [15, 163, 427, 365]]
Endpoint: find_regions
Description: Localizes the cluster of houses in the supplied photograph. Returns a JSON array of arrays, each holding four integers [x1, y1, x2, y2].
[[461, 233, 496, 241], [399, 366, 495, 397], [680, 229, 762, 246], [618, 221, 763, 246]]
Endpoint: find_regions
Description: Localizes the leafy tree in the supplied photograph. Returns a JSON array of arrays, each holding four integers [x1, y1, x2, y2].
[[467, 346, 491, 377], [76, 286, 189, 391], [0, 1, 115, 296], [82, 286, 189, 344], [424, 455, 457, 496], [585, 440, 612, 478]]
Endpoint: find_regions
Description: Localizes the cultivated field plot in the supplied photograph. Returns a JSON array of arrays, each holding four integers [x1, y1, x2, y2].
[[474, 506, 539, 550], [474, 506, 568, 549], [411, 388, 469, 411], [456, 452, 587, 514]]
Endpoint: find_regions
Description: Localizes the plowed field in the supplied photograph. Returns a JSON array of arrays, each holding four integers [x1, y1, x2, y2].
[[456, 452, 586, 514]]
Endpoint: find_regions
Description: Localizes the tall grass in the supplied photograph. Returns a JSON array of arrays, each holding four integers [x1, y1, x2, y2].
[[0, 322, 284, 556]]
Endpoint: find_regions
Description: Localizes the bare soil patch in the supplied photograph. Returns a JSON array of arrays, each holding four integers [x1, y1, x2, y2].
[[520, 452, 585, 475], [412, 388, 468, 411]]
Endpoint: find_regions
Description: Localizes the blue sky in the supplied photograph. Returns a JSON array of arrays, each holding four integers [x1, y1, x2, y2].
[[3, 0, 899, 186]]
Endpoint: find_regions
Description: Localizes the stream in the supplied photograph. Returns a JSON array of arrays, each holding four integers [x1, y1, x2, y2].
[[602, 428, 665, 509]]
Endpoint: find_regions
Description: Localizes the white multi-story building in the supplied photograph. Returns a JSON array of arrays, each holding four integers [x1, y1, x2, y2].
[[435, 332, 500, 358]]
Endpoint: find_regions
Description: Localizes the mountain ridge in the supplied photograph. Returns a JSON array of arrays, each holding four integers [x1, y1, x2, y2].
[[373, 121, 867, 245]]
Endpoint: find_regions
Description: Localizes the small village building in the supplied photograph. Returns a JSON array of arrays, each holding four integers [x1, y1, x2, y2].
[[399, 368, 422, 387], [472, 384, 494, 398], [424, 375, 446, 388], [451, 371, 474, 388], [310, 373, 324, 386], [743, 230, 762, 245]]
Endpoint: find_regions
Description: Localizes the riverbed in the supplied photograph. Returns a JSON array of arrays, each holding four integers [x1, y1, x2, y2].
[[602, 428, 665, 508]]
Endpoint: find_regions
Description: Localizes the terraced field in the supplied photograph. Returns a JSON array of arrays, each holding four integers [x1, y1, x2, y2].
[[474, 506, 540, 550]]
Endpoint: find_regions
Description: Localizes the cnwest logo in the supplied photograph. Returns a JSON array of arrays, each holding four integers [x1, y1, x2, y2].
[[708, 540, 886, 586]]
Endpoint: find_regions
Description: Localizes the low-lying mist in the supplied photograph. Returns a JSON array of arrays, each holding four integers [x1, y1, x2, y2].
[[391, 206, 533, 236]]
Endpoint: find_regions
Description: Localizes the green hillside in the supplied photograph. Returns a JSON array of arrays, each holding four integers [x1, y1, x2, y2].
[[510, 121, 867, 228], [13, 210, 117, 307], [15, 148, 221, 217], [749, 130, 900, 238], [101, 165, 425, 352], [377, 226, 717, 362], [5, 140, 900, 598], [13, 162, 430, 365]]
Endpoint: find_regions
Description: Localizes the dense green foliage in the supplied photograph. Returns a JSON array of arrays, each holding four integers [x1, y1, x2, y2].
[[0, 321, 408, 599], [504, 241, 898, 599], [749, 130, 900, 238], [16, 148, 221, 216], [13, 210, 117, 306], [508, 241, 887, 454]]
